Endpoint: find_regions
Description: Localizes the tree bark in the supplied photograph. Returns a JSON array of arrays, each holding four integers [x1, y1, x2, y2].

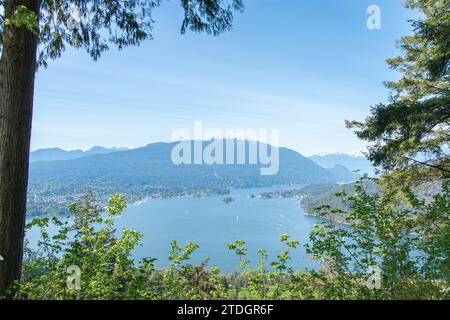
[[0, 0, 40, 296]]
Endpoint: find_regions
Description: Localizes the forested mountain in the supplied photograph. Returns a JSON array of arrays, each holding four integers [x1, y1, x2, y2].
[[300, 181, 379, 224], [27, 141, 356, 216], [326, 164, 359, 182], [300, 180, 444, 224]]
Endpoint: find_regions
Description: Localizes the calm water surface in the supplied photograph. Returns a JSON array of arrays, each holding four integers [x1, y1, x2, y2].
[[26, 187, 322, 272]]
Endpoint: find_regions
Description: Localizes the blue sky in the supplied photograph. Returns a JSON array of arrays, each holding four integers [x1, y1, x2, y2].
[[31, 0, 417, 156]]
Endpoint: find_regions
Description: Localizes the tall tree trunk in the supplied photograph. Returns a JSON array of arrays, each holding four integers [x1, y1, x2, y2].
[[0, 0, 40, 296]]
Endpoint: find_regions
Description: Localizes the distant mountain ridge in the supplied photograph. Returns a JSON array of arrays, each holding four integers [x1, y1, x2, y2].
[[29, 141, 355, 187], [30, 146, 129, 162], [309, 153, 376, 176], [27, 141, 358, 216]]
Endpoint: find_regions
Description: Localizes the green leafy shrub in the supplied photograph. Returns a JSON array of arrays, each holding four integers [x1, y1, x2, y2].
[[306, 178, 450, 299]]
